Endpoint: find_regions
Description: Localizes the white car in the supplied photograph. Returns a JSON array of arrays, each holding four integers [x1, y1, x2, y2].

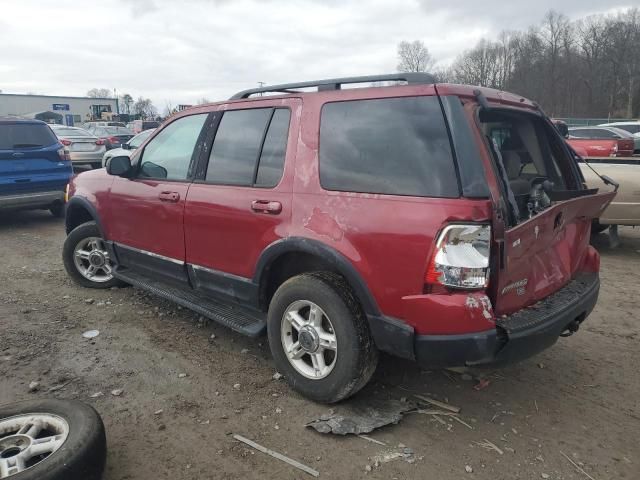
[[101, 129, 155, 166], [598, 121, 640, 154]]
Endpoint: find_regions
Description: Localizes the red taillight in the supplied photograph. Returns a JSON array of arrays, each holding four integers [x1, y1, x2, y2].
[[95, 139, 105, 145], [57, 147, 70, 161], [108, 136, 120, 144], [60, 139, 72, 146], [425, 224, 491, 290]]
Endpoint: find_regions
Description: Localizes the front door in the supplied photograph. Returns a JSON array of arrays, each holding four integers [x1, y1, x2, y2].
[[184, 99, 300, 303], [107, 113, 209, 284]]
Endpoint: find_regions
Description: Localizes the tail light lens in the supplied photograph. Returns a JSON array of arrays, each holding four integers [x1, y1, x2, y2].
[[60, 139, 72, 146], [57, 147, 70, 161], [425, 224, 491, 289], [108, 136, 120, 144], [95, 139, 105, 145]]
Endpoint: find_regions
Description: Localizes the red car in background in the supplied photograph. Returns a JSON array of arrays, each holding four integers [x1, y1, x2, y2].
[[567, 126, 635, 157]]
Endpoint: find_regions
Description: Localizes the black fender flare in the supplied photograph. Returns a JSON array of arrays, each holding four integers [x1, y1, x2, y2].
[[65, 196, 105, 236], [254, 237, 415, 359], [253, 237, 381, 316]]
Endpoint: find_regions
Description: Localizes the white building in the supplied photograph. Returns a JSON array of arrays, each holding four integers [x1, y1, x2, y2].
[[0, 93, 119, 126]]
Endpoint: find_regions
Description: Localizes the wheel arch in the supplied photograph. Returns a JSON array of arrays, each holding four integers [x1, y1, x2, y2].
[[254, 237, 381, 317], [65, 196, 104, 236]]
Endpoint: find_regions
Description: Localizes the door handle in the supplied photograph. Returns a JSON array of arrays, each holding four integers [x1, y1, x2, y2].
[[158, 191, 180, 202], [251, 200, 282, 214]]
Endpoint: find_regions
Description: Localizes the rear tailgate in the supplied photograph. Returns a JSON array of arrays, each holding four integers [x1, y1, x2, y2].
[[0, 145, 71, 196], [494, 191, 615, 315]]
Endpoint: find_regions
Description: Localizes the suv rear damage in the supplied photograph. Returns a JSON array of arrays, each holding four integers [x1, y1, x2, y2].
[[62, 74, 615, 403]]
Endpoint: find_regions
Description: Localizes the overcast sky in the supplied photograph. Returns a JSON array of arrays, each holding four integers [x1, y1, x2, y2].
[[0, 0, 633, 110]]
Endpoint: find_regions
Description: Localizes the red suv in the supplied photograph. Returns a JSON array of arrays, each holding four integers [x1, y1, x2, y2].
[[62, 74, 615, 403]]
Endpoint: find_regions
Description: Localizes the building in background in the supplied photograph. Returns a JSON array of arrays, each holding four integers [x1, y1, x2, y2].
[[0, 93, 119, 126]]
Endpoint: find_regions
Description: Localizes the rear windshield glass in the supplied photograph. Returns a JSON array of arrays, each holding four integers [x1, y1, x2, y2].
[[0, 123, 58, 149], [104, 127, 133, 135], [319, 96, 459, 197], [53, 128, 91, 137]]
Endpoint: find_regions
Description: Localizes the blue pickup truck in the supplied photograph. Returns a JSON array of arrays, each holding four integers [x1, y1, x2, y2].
[[0, 118, 72, 217]]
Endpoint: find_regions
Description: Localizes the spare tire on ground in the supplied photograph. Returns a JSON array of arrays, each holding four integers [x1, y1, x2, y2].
[[0, 399, 106, 479]]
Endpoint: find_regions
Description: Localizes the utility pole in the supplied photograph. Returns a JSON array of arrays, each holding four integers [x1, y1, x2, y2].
[[114, 88, 119, 115], [258, 81, 265, 96]]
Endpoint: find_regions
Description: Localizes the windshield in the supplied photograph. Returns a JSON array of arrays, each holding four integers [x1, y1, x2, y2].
[[104, 127, 134, 135], [0, 123, 58, 149]]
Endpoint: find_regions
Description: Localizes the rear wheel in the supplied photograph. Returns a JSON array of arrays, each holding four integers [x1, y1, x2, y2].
[[62, 221, 124, 289], [267, 272, 378, 403], [49, 203, 65, 218]]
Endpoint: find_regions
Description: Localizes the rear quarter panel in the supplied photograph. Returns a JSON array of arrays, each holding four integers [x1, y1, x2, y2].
[[291, 86, 494, 334]]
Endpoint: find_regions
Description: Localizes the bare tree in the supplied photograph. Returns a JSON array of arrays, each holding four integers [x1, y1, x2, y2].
[[133, 97, 157, 120], [196, 97, 211, 105], [397, 40, 435, 73], [119, 93, 133, 114], [86, 88, 112, 98]]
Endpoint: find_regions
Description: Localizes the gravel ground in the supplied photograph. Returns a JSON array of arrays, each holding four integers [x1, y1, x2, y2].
[[0, 210, 638, 480]]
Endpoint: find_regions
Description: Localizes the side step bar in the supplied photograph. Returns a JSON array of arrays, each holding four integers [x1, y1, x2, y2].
[[114, 268, 266, 337]]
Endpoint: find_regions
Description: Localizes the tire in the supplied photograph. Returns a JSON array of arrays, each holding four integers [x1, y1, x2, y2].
[[267, 272, 378, 403], [49, 203, 65, 218], [62, 221, 124, 289], [0, 399, 106, 480]]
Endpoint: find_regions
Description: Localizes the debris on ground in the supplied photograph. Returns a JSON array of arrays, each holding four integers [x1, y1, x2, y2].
[[178, 373, 187, 378], [369, 445, 418, 469], [232, 434, 319, 477], [358, 434, 387, 446], [82, 329, 100, 339], [90, 391, 103, 398], [465, 465, 473, 473], [305, 398, 416, 435], [28, 381, 39, 392], [560, 451, 597, 480], [111, 388, 123, 396], [414, 394, 460, 413], [47, 378, 75, 393], [154, 409, 163, 415], [474, 439, 504, 455], [474, 378, 491, 391], [272, 372, 283, 380]]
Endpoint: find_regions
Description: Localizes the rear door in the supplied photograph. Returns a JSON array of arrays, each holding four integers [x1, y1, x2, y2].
[[0, 122, 70, 196], [108, 113, 209, 285], [183, 99, 300, 301]]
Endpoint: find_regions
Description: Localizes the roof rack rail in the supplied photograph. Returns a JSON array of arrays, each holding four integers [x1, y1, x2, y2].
[[229, 73, 436, 100]]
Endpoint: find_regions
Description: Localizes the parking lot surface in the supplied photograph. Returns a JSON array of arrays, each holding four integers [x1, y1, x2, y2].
[[0, 211, 637, 479]]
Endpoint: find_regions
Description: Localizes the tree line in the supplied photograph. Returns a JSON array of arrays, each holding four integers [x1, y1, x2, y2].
[[398, 8, 640, 118]]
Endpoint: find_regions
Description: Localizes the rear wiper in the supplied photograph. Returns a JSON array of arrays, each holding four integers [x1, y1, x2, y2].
[[12, 143, 43, 148]]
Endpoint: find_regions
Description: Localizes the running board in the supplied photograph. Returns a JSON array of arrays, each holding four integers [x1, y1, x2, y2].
[[113, 269, 266, 337]]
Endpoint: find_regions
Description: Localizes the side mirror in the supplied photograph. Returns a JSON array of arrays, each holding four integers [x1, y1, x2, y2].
[[106, 155, 133, 177], [121, 143, 130, 150]]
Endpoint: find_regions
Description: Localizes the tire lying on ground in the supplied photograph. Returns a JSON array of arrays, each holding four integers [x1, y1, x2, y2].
[[0, 399, 106, 480]]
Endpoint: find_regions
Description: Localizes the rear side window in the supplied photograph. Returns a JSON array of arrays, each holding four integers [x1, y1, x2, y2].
[[319, 96, 459, 197], [0, 124, 58, 149], [206, 108, 290, 187]]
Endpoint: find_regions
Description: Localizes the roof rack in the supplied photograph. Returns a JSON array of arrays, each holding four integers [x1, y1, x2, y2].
[[229, 73, 436, 100]]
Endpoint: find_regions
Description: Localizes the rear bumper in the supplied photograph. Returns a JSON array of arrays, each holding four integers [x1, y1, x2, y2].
[[372, 273, 600, 367], [69, 151, 105, 164], [0, 191, 65, 210]]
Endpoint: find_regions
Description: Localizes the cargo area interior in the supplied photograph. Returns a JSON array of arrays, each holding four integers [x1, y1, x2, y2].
[[479, 109, 582, 225]]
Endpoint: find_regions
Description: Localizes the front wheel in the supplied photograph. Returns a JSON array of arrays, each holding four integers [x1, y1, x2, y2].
[[62, 221, 124, 289], [267, 272, 378, 403]]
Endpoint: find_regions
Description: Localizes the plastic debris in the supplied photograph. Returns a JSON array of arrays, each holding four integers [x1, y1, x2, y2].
[[82, 329, 100, 339], [306, 399, 416, 435]]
